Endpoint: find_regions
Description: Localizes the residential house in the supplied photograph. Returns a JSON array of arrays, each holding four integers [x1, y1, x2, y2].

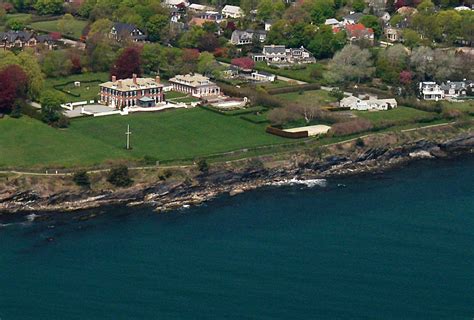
[[340, 95, 398, 110], [188, 3, 214, 12], [252, 45, 316, 65], [164, 0, 189, 8], [439, 81, 469, 98], [230, 29, 266, 45], [325, 18, 342, 30], [198, 11, 225, 23], [419, 82, 444, 101], [222, 5, 244, 18], [343, 12, 364, 25], [345, 23, 374, 44], [0, 31, 55, 50], [169, 73, 221, 98], [110, 23, 146, 42], [100, 74, 164, 108], [384, 26, 402, 42]]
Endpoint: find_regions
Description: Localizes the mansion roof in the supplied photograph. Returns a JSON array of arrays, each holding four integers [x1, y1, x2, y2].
[[100, 77, 163, 92]]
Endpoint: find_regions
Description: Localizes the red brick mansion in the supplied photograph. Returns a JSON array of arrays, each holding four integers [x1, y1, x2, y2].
[[99, 74, 164, 108]]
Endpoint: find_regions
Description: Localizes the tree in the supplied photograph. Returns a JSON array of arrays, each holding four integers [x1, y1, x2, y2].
[[402, 29, 422, 48], [257, 0, 285, 21], [107, 165, 133, 187], [197, 32, 219, 52], [304, 0, 335, 24], [360, 15, 382, 38], [352, 0, 366, 11], [6, 18, 25, 31], [40, 90, 65, 124], [376, 44, 408, 84], [34, 0, 64, 15], [73, 171, 91, 188], [17, 50, 44, 100], [409, 47, 457, 81], [325, 45, 375, 83], [110, 46, 142, 79], [88, 18, 112, 38], [197, 52, 217, 76], [41, 50, 73, 77], [57, 13, 75, 36], [0, 65, 28, 114], [308, 25, 346, 59], [231, 57, 255, 70], [146, 14, 169, 42]]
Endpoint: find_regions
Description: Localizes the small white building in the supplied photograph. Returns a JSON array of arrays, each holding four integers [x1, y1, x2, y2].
[[324, 18, 342, 28], [419, 82, 445, 101], [251, 71, 276, 82], [340, 95, 398, 110], [222, 5, 244, 18]]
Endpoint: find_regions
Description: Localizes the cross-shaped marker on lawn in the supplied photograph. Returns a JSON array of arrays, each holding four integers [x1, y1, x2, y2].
[[125, 125, 132, 150]]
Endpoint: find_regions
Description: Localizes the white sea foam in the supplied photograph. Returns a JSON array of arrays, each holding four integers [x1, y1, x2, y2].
[[26, 213, 39, 222], [270, 178, 327, 188]]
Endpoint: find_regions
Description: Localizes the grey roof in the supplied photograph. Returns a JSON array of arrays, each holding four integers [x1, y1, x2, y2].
[[263, 45, 286, 54], [440, 81, 467, 91], [344, 12, 364, 22], [0, 30, 33, 42], [112, 22, 146, 40]]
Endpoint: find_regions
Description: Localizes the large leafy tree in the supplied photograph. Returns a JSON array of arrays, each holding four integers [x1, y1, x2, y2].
[[110, 46, 142, 79], [325, 45, 375, 83], [34, 0, 64, 15], [0, 65, 28, 114], [40, 90, 66, 124]]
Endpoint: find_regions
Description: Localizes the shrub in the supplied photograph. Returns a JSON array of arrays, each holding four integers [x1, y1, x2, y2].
[[107, 165, 133, 187], [197, 159, 209, 173], [73, 170, 90, 188], [56, 115, 70, 128], [442, 108, 462, 119], [330, 119, 373, 136], [355, 137, 365, 148], [143, 155, 159, 165]]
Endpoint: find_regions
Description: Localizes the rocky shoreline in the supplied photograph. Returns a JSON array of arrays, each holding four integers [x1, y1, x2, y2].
[[1, 130, 473, 216]]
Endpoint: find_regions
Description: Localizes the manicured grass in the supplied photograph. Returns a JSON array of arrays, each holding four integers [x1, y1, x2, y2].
[[43, 72, 109, 102], [0, 108, 287, 168], [355, 106, 435, 125], [164, 91, 188, 99], [257, 79, 296, 90], [276, 90, 338, 105], [255, 62, 324, 83], [5, 13, 32, 23], [171, 96, 201, 103], [29, 19, 88, 39]]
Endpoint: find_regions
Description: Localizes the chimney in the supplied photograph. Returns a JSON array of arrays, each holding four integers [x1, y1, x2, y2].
[[155, 76, 160, 84], [112, 75, 116, 82], [118, 80, 122, 88], [132, 73, 137, 84]]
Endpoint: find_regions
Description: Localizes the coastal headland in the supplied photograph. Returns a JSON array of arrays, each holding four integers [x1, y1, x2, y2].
[[1, 123, 472, 215]]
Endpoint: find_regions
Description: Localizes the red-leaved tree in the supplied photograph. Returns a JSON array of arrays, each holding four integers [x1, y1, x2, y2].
[[110, 46, 142, 79], [399, 70, 413, 85], [0, 65, 28, 113], [231, 57, 255, 70]]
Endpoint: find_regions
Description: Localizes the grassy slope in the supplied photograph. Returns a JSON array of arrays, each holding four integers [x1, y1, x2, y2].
[[0, 108, 286, 168], [28, 19, 88, 39], [355, 106, 435, 124], [276, 90, 338, 105]]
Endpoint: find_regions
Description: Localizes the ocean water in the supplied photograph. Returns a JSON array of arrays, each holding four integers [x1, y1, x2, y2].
[[1, 156, 473, 319]]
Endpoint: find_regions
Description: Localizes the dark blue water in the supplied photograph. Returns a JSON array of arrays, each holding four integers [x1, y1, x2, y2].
[[1, 156, 473, 319]]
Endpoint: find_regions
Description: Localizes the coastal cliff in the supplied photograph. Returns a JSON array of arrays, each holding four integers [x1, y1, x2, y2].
[[1, 126, 473, 215]]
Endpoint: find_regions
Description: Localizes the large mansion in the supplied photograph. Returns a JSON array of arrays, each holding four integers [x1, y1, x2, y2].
[[169, 73, 221, 98], [100, 74, 164, 108], [252, 45, 316, 65]]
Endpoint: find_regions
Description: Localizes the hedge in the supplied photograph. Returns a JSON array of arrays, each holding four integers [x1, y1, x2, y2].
[[266, 83, 321, 95], [266, 126, 308, 138]]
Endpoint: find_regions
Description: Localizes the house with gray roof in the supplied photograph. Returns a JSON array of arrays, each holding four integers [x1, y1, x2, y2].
[[110, 23, 146, 42], [0, 30, 55, 50], [252, 45, 316, 65], [230, 29, 266, 45], [343, 12, 364, 25]]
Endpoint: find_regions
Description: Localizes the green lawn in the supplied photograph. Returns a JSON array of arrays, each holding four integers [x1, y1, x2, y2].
[[164, 91, 188, 99], [276, 90, 338, 105], [43, 72, 109, 102], [29, 19, 88, 39], [0, 108, 287, 168], [5, 13, 32, 23], [255, 62, 324, 83], [355, 106, 435, 124], [440, 101, 474, 112]]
